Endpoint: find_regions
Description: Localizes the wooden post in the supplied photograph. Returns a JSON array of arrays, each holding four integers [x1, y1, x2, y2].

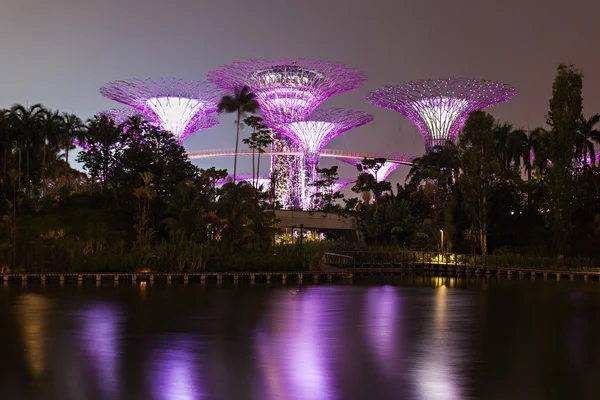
[[297, 273, 303, 284], [132, 275, 137, 284], [266, 274, 271, 284], [167, 275, 172, 284], [149, 275, 155, 285], [22, 275, 27, 284], [233, 274, 239, 285], [200, 275, 206, 284], [250, 274, 255, 284], [217, 274, 222, 285], [184, 275, 189, 284], [327, 273, 332, 282], [281, 274, 287, 284], [78, 275, 83, 284]]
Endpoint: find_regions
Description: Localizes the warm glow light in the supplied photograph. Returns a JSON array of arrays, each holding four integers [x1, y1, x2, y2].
[[17, 294, 52, 378]]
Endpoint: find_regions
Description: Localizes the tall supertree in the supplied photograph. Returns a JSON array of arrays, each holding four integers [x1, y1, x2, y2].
[[367, 79, 516, 151], [208, 58, 367, 209], [337, 158, 403, 182], [99, 78, 222, 143], [274, 108, 373, 209]]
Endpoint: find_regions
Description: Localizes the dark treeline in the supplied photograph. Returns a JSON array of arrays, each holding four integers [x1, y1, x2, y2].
[[0, 64, 598, 272], [340, 64, 600, 262], [0, 105, 324, 272]]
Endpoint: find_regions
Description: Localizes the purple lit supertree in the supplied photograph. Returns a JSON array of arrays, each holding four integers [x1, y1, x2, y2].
[[367, 79, 516, 151], [275, 108, 373, 209], [99, 78, 222, 143], [332, 178, 355, 193], [207, 58, 367, 125], [338, 157, 403, 182], [208, 58, 367, 209]]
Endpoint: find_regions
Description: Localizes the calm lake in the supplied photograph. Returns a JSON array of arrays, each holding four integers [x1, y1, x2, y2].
[[1, 276, 599, 399]]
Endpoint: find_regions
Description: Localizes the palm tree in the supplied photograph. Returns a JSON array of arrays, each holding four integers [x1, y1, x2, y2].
[[217, 86, 259, 181], [9, 103, 45, 196], [40, 109, 64, 196], [576, 114, 600, 170], [59, 112, 85, 164], [529, 127, 551, 178]]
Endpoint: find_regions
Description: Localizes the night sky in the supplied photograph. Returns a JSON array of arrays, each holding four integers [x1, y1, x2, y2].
[[1, 0, 599, 185]]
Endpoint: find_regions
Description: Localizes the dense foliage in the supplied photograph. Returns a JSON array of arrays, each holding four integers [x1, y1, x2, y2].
[[0, 110, 316, 272], [1, 64, 598, 272], [342, 64, 600, 259]]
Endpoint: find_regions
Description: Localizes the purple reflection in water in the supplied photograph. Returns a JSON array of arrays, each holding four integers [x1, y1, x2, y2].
[[78, 303, 123, 398], [365, 285, 400, 374], [414, 286, 462, 400], [255, 288, 338, 400], [149, 337, 204, 400]]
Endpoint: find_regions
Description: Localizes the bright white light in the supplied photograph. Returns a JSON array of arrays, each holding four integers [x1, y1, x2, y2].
[[146, 97, 204, 141], [414, 97, 469, 145], [286, 121, 337, 156]]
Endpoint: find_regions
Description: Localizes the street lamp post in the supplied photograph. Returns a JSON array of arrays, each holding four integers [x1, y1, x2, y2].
[[440, 229, 444, 254]]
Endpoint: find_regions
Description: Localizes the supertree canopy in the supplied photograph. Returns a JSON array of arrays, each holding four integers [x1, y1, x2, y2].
[[207, 58, 367, 125], [338, 158, 403, 182], [331, 178, 355, 193], [367, 79, 516, 151], [99, 78, 222, 142], [273, 108, 373, 209], [97, 108, 152, 126]]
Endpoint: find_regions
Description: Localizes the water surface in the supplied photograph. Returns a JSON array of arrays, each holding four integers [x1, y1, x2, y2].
[[1, 276, 599, 399]]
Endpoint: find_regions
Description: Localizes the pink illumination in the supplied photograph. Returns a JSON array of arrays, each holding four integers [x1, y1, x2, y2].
[[364, 286, 401, 375], [367, 79, 517, 151], [208, 58, 367, 125], [254, 288, 338, 400], [338, 157, 403, 182], [148, 337, 203, 400], [100, 78, 222, 142], [77, 303, 124, 398], [272, 108, 372, 209], [332, 178, 355, 193]]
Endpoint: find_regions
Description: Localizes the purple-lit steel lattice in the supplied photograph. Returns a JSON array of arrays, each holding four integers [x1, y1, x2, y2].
[[275, 108, 373, 209], [208, 58, 367, 125], [96, 108, 152, 126], [338, 157, 403, 182], [271, 133, 304, 209], [99, 78, 222, 142], [367, 79, 516, 151], [332, 178, 355, 193]]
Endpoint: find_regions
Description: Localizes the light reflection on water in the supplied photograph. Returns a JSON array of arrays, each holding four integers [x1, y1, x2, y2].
[[148, 337, 204, 400], [75, 302, 123, 399], [1, 278, 600, 399]]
